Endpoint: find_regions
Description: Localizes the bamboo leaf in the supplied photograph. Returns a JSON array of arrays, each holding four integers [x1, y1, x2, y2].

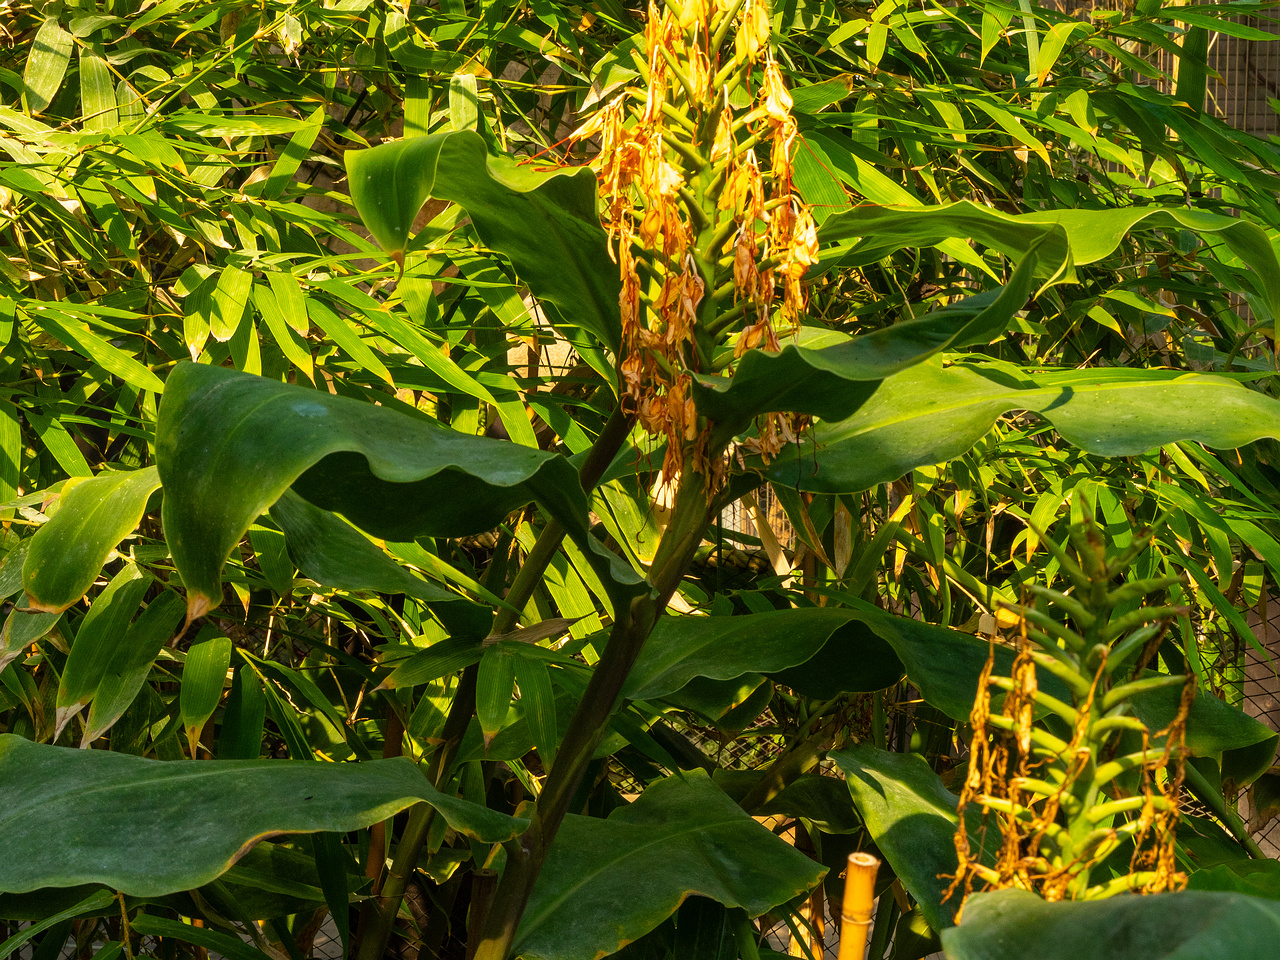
[[79, 46, 117, 132], [512, 650, 557, 768], [24, 466, 162, 613], [23, 18, 73, 115], [82, 590, 185, 745], [55, 564, 152, 732], [477, 646, 515, 748], [181, 634, 233, 756]]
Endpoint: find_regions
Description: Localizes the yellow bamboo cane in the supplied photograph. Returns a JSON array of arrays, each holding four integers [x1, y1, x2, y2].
[[838, 852, 880, 960]]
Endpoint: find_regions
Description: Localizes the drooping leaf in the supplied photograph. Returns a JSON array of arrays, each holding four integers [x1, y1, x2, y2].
[[269, 489, 456, 604], [940, 888, 1280, 960], [1188, 859, 1280, 900], [830, 744, 974, 930], [622, 607, 902, 702], [476, 646, 516, 748], [344, 130, 621, 352], [379, 636, 486, 691], [767, 360, 1280, 494], [0, 734, 523, 896], [24, 466, 161, 613], [154, 363, 606, 620], [55, 564, 152, 733], [1131, 682, 1278, 788], [693, 252, 1045, 432], [514, 771, 825, 960], [820, 201, 1280, 316], [181, 634, 232, 756]]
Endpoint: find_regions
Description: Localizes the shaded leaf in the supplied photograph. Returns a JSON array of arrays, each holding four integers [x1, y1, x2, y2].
[[344, 130, 621, 352], [830, 744, 972, 929], [270, 489, 455, 603], [155, 363, 601, 620], [0, 734, 523, 896], [514, 771, 825, 960], [623, 607, 902, 702], [940, 888, 1280, 960]]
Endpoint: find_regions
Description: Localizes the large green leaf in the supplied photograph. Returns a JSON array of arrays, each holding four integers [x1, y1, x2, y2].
[[830, 744, 973, 930], [940, 888, 1280, 960], [514, 771, 825, 960], [693, 252, 1047, 432], [1188, 859, 1280, 900], [155, 363, 602, 619], [269, 489, 456, 603], [767, 360, 1280, 493], [0, 734, 522, 896], [622, 607, 903, 702], [344, 130, 621, 353], [23, 466, 162, 613], [1131, 683, 1278, 788], [821, 202, 1280, 316]]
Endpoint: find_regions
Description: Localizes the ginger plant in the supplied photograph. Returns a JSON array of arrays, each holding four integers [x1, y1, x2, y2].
[[949, 522, 1194, 910]]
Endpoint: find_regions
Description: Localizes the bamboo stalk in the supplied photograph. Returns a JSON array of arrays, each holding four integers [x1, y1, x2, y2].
[[838, 853, 880, 960]]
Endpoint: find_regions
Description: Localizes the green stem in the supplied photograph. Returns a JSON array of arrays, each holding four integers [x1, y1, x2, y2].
[[1184, 761, 1267, 859], [354, 667, 478, 960], [472, 476, 718, 960]]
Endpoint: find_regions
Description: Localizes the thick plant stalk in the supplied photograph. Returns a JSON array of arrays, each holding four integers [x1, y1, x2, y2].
[[838, 853, 880, 960], [352, 408, 633, 960], [471, 478, 719, 960]]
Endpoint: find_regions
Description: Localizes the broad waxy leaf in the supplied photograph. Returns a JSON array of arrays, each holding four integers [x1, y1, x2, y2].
[[623, 607, 903, 702], [1131, 683, 1278, 788], [24, 466, 162, 613], [940, 888, 1280, 960], [155, 363, 596, 619], [767, 360, 1280, 494], [514, 771, 825, 960], [693, 253, 1044, 432], [830, 744, 972, 930], [0, 734, 523, 896], [821, 201, 1280, 316], [269, 489, 456, 603], [345, 130, 621, 352]]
